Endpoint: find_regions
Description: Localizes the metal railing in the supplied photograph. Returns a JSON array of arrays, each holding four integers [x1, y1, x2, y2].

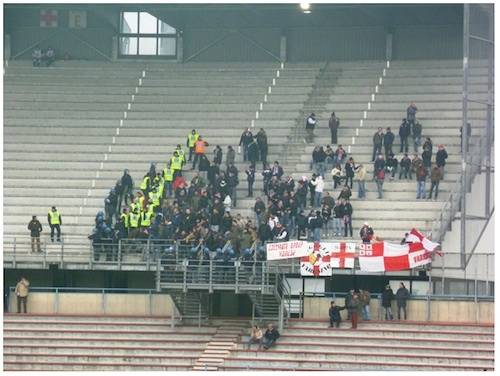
[[301, 290, 493, 323], [430, 119, 491, 245], [6, 286, 162, 316]]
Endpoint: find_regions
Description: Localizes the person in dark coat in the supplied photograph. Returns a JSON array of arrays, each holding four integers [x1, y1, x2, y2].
[[328, 301, 346, 328], [296, 210, 308, 240], [256, 128, 268, 168], [382, 284, 394, 320], [247, 137, 259, 168], [435, 144, 448, 178], [399, 119, 410, 153], [347, 293, 362, 329], [406, 102, 418, 126], [344, 289, 354, 320], [239, 128, 254, 162], [383, 127, 395, 159], [399, 153, 412, 180], [258, 323, 280, 350], [372, 128, 384, 162], [245, 165, 256, 197], [328, 112, 340, 145], [396, 282, 410, 320], [27, 216, 43, 253]]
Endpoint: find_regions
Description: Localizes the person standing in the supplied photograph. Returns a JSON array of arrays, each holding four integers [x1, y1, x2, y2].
[[412, 121, 422, 152], [27, 216, 43, 253], [436, 144, 448, 178], [239, 128, 254, 162], [399, 118, 410, 153], [192, 136, 209, 170], [355, 164, 367, 199], [416, 164, 428, 200], [347, 293, 361, 329], [227, 163, 239, 207], [311, 175, 325, 208], [383, 127, 395, 159], [360, 289, 371, 321], [226, 146, 236, 169], [119, 169, 134, 208], [47, 206, 62, 242], [186, 129, 199, 162], [213, 145, 223, 165], [382, 284, 394, 320], [328, 301, 346, 328], [396, 282, 410, 320], [256, 128, 268, 168], [422, 146, 432, 171], [428, 165, 443, 200], [247, 137, 259, 168], [344, 289, 354, 320], [344, 158, 355, 189], [372, 128, 384, 162], [245, 165, 256, 197], [399, 153, 412, 180], [374, 157, 385, 199], [15, 277, 30, 314], [406, 102, 418, 127], [333, 202, 343, 237], [305, 113, 317, 143], [341, 198, 353, 238], [328, 112, 340, 145]]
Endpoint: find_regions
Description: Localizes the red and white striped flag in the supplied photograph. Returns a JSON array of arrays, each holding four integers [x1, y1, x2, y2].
[[40, 10, 58, 28], [358, 242, 432, 272], [327, 242, 356, 269]]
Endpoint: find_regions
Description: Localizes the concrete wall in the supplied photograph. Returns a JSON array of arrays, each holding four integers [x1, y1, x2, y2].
[[304, 296, 494, 323], [8, 292, 178, 316]]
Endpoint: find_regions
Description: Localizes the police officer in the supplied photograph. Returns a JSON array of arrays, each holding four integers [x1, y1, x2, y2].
[[128, 208, 141, 239], [186, 129, 199, 162], [47, 206, 62, 242]]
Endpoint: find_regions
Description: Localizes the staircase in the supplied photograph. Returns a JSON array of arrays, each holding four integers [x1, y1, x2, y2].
[[169, 290, 209, 324], [247, 291, 280, 320], [193, 321, 248, 371]]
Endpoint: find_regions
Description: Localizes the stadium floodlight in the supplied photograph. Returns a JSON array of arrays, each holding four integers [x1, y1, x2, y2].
[[300, 3, 311, 11]]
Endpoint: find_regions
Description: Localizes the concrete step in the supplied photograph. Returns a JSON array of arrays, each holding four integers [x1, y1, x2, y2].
[[3, 360, 193, 371]]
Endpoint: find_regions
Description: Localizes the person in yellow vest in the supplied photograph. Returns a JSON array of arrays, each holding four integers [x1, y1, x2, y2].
[[139, 174, 151, 195], [47, 206, 62, 242], [153, 173, 165, 198], [170, 151, 183, 179], [186, 129, 199, 162], [148, 187, 161, 211], [163, 162, 174, 197], [120, 207, 129, 238], [128, 208, 140, 239], [175, 144, 186, 167], [192, 136, 209, 170], [140, 205, 154, 230]]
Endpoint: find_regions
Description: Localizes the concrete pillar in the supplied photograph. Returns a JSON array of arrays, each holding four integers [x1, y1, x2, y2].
[[4, 34, 11, 60], [385, 33, 393, 61], [111, 36, 118, 61], [280, 34, 287, 63], [177, 32, 184, 63]]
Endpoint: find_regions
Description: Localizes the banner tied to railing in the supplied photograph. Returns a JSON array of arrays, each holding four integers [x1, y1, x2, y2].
[[265, 229, 441, 276]]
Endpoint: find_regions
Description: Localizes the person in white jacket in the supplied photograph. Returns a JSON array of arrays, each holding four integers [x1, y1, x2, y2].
[[310, 175, 324, 208]]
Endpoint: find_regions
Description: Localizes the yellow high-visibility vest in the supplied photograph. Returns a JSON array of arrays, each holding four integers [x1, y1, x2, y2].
[[120, 213, 129, 228], [48, 210, 61, 225], [129, 212, 140, 228], [163, 167, 174, 182], [139, 176, 149, 191], [171, 156, 182, 171], [141, 210, 153, 227], [188, 132, 199, 147], [149, 191, 160, 208]]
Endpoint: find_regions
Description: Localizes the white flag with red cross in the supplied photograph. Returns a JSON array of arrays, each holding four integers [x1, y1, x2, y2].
[[327, 242, 356, 269], [300, 242, 332, 277], [40, 10, 58, 28]]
